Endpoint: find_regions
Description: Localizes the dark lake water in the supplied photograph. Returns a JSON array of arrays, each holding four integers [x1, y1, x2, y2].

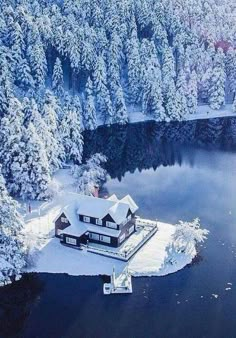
[[1, 118, 236, 338]]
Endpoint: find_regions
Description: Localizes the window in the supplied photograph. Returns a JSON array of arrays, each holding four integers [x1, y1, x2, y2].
[[96, 219, 103, 226], [89, 233, 99, 241], [106, 221, 117, 229], [119, 233, 126, 243], [83, 216, 90, 223], [100, 235, 111, 244], [61, 217, 69, 223], [66, 237, 76, 245], [128, 225, 135, 235]]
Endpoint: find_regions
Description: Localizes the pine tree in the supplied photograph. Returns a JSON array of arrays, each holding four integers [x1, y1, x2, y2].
[[0, 169, 26, 284], [41, 91, 64, 172], [126, 16, 141, 104], [52, 57, 64, 96], [141, 58, 165, 121], [84, 77, 97, 130], [187, 70, 198, 115], [93, 55, 113, 124], [0, 98, 24, 195], [209, 48, 226, 110], [27, 38, 47, 89], [226, 47, 236, 95], [18, 123, 51, 200], [17, 58, 34, 91], [175, 70, 189, 119], [113, 84, 128, 124], [60, 108, 84, 163]]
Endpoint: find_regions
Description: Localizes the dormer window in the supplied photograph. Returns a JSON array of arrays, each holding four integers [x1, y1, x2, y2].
[[96, 219, 103, 226], [61, 217, 69, 223], [83, 216, 90, 223]]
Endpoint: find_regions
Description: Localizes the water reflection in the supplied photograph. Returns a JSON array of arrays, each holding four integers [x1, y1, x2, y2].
[[83, 117, 236, 180]]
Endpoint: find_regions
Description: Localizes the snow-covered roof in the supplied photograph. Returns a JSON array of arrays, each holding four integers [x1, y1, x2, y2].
[[56, 192, 138, 238], [77, 193, 138, 223], [120, 195, 138, 214], [107, 194, 119, 202]]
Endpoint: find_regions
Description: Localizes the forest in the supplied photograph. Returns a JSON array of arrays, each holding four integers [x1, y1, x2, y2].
[[0, 0, 236, 283]]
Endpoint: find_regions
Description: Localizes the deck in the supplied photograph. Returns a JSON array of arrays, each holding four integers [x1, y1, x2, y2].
[[84, 218, 158, 261]]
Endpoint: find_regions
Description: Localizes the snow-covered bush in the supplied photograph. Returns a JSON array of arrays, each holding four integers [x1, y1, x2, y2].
[[72, 153, 108, 195], [162, 218, 209, 271], [172, 218, 209, 255]]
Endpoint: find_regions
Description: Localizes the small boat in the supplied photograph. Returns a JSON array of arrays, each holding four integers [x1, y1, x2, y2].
[[103, 267, 132, 295]]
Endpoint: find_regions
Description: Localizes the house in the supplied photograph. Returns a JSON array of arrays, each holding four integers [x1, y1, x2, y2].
[[55, 194, 139, 248]]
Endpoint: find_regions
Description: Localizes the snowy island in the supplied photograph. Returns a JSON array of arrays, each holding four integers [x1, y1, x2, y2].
[[16, 169, 209, 283]]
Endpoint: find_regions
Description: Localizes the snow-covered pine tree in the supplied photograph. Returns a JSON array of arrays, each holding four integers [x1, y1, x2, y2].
[[0, 54, 13, 116], [27, 37, 47, 90], [187, 70, 198, 115], [60, 107, 84, 163], [17, 58, 34, 91], [226, 47, 236, 96], [126, 16, 141, 104], [83, 77, 97, 130], [175, 69, 188, 119], [41, 90, 64, 172], [0, 98, 24, 195], [141, 58, 165, 121], [162, 45, 176, 99], [52, 57, 64, 97], [209, 48, 226, 110], [113, 83, 128, 124], [0, 168, 26, 284], [93, 55, 113, 124], [17, 123, 51, 200]]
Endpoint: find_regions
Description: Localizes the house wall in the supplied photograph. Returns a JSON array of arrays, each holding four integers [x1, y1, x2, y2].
[[87, 232, 118, 247], [118, 219, 136, 247], [79, 213, 118, 229], [55, 212, 71, 237], [60, 233, 83, 247]]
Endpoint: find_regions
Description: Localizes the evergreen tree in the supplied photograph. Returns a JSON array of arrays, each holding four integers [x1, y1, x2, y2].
[[113, 84, 128, 124], [226, 47, 236, 95], [52, 57, 64, 96], [84, 77, 97, 130], [187, 70, 198, 115], [41, 91, 64, 172], [175, 70, 189, 119], [126, 17, 141, 104], [142, 59, 165, 121], [18, 123, 51, 200], [209, 48, 226, 110], [17, 58, 34, 91], [0, 169, 26, 284], [93, 55, 113, 124], [0, 98, 24, 195], [60, 108, 84, 163]]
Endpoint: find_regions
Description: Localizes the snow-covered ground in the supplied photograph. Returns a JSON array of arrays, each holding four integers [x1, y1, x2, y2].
[[21, 169, 196, 278], [128, 104, 235, 124]]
